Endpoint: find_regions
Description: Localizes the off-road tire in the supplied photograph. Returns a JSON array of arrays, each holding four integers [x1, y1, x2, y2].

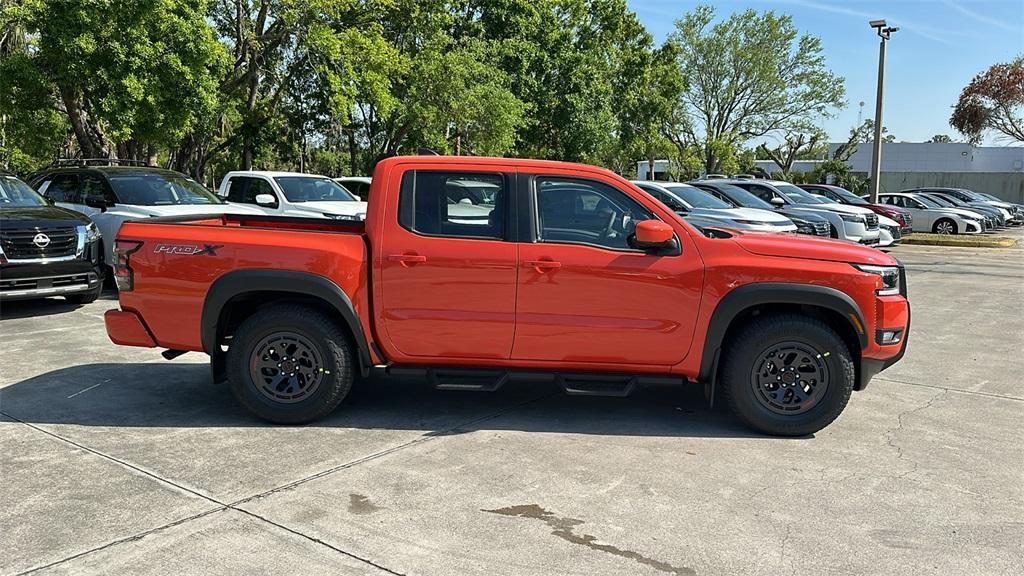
[[720, 314, 855, 436], [226, 303, 354, 424]]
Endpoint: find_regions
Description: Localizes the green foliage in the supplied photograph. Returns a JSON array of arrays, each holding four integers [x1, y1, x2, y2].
[[666, 4, 845, 173]]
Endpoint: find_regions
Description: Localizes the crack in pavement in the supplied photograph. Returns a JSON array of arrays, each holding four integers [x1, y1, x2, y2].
[[484, 504, 696, 575], [875, 377, 1024, 402], [883, 389, 948, 481], [1, 392, 555, 576]]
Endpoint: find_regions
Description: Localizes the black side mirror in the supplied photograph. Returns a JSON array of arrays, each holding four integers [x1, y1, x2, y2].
[[84, 195, 112, 211]]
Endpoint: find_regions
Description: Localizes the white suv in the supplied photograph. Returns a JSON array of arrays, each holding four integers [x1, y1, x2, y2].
[[219, 171, 368, 221]]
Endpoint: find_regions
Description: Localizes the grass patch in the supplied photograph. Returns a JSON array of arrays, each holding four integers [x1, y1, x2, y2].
[[901, 233, 1018, 248]]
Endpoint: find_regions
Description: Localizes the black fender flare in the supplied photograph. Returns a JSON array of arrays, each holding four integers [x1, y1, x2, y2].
[[699, 282, 868, 384], [201, 269, 372, 375]]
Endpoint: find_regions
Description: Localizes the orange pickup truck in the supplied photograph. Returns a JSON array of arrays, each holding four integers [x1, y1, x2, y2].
[[105, 156, 910, 435]]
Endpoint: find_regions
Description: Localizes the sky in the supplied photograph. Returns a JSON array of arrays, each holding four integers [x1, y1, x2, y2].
[[627, 0, 1024, 145]]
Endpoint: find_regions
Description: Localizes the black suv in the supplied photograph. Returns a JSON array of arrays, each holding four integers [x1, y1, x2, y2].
[[0, 173, 103, 303]]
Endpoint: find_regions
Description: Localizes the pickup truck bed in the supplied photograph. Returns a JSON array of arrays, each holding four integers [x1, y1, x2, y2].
[[106, 156, 909, 436]]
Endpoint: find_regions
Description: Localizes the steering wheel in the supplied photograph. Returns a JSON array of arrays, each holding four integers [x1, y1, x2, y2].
[[598, 210, 618, 241]]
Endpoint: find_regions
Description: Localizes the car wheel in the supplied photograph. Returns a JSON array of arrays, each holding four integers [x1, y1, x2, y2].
[[720, 314, 855, 436], [933, 219, 957, 235], [65, 284, 102, 304], [226, 303, 354, 424]]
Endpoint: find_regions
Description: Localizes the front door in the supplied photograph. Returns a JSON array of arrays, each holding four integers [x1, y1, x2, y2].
[[378, 168, 517, 359], [513, 175, 703, 366], [224, 176, 279, 214]]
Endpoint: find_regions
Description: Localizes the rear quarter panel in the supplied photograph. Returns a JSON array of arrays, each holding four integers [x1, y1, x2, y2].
[[116, 220, 369, 351]]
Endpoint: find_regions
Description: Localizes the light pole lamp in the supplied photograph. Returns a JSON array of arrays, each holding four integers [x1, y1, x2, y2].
[[868, 20, 898, 203]]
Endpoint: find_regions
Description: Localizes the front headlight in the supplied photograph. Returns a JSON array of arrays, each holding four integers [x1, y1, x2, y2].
[[80, 222, 101, 242], [853, 264, 901, 296], [839, 213, 866, 223]]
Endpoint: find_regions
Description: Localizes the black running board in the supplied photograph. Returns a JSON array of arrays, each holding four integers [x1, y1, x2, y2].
[[383, 366, 683, 397]]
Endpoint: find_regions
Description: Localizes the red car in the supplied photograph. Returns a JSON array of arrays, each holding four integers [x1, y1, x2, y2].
[[800, 183, 913, 236], [105, 156, 910, 436]]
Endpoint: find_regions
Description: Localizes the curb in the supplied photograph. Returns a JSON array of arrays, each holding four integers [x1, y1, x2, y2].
[[900, 234, 1019, 248]]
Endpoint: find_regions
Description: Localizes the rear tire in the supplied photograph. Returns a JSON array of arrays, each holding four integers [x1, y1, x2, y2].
[[226, 304, 354, 424], [720, 314, 855, 436]]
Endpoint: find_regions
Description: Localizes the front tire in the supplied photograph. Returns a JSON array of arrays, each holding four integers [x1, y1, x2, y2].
[[720, 314, 855, 436], [226, 304, 354, 424], [65, 284, 101, 304], [933, 218, 957, 235]]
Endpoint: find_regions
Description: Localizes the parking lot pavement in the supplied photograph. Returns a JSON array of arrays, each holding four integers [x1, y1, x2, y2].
[[2, 242, 1022, 576]]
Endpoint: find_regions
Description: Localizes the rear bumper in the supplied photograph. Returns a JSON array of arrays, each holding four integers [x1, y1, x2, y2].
[[105, 309, 157, 348]]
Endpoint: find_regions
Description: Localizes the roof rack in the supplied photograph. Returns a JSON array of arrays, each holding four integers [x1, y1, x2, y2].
[[50, 158, 156, 168]]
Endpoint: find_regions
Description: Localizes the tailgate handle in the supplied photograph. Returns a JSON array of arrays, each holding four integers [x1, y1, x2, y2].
[[388, 253, 427, 266], [524, 260, 561, 271]]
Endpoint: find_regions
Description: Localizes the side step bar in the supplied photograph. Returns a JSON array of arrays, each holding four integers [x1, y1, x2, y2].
[[383, 367, 684, 397]]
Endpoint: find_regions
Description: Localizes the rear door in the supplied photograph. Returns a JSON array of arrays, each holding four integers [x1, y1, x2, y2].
[[40, 173, 82, 212], [513, 173, 703, 366], [377, 166, 517, 360]]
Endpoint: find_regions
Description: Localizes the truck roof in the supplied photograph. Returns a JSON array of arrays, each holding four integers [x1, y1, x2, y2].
[[374, 155, 622, 178]]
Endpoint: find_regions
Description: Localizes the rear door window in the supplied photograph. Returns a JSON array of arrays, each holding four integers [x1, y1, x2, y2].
[[43, 173, 81, 203], [398, 171, 506, 239]]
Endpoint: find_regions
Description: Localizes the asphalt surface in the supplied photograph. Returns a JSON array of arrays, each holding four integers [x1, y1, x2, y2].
[[2, 234, 1022, 576]]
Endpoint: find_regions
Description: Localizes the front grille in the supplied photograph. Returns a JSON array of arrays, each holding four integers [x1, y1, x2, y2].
[[813, 221, 830, 236], [0, 225, 78, 260], [865, 213, 879, 229], [885, 224, 902, 240]]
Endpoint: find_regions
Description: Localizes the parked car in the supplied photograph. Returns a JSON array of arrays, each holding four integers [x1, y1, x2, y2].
[[29, 163, 264, 267], [0, 172, 103, 302], [631, 180, 796, 233], [906, 187, 1019, 226], [219, 171, 368, 221], [690, 180, 832, 237], [333, 176, 372, 201], [104, 156, 910, 436], [719, 179, 881, 245], [916, 192, 1003, 230], [874, 214, 903, 248], [878, 192, 984, 235], [799, 184, 913, 237], [972, 191, 1024, 221]]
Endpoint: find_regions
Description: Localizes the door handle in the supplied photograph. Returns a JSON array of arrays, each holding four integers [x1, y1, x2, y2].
[[524, 260, 561, 271], [388, 254, 427, 266]]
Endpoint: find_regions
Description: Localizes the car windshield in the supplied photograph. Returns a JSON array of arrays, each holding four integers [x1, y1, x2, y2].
[[708, 183, 774, 210], [924, 194, 956, 207], [825, 186, 868, 205], [914, 195, 943, 208], [959, 189, 988, 201], [275, 176, 357, 202], [664, 185, 731, 209], [108, 172, 224, 205], [0, 175, 49, 207], [775, 184, 825, 204]]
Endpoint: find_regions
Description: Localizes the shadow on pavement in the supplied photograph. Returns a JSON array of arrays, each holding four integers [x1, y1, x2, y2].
[[0, 362, 771, 439], [0, 290, 118, 320]]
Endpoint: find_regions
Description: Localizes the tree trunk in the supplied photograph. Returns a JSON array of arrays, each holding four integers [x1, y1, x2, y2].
[[647, 156, 655, 180], [347, 127, 357, 176], [60, 87, 107, 158]]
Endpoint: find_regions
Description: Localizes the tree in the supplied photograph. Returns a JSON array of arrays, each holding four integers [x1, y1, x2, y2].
[[951, 56, 1024, 144], [757, 130, 825, 179], [928, 134, 952, 143], [666, 5, 845, 173], [2, 0, 226, 161]]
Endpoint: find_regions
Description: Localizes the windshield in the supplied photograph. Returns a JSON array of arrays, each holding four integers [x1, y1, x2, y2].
[[924, 194, 956, 208], [707, 183, 774, 210], [0, 175, 49, 207], [826, 186, 868, 205], [108, 172, 223, 205], [958, 189, 987, 202], [664, 185, 731, 209], [275, 176, 357, 203], [775, 184, 825, 204], [914, 195, 943, 208]]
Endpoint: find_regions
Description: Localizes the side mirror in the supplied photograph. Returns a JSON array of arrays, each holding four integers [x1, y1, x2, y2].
[[255, 193, 277, 206], [770, 197, 785, 207], [633, 220, 675, 249], [84, 195, 111, 211]]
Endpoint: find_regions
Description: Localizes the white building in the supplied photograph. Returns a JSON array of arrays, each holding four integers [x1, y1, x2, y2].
[[834, 143, 1024, 173]]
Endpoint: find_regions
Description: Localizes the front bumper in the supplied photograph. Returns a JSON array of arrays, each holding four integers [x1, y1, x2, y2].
[[0, 261, 102, 301], [857, 273, 911, 390]]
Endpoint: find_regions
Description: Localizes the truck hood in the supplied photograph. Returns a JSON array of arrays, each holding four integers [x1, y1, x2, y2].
[[690, 206, 791, 223], [290, 200, 368, 216], [118, 204, 265, 217], [730, 229, 895, 266]]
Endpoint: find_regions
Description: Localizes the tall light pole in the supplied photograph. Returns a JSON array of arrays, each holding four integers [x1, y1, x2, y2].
[[868, 20, 898, 203]]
